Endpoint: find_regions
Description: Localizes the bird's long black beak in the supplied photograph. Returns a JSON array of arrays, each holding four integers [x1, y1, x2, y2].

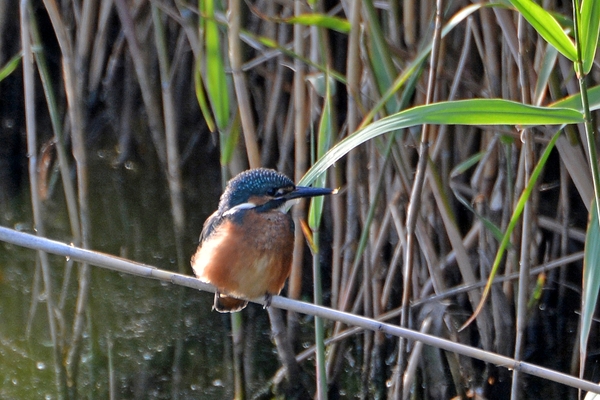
[[283, 186, 337, 201]]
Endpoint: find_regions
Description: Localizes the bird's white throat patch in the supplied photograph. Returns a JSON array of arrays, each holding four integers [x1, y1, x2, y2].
[[223, 200, 293, 216], [223, 202, 257, 216]]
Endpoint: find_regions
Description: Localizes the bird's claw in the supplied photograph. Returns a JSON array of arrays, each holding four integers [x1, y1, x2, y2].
[[263, 293, 273, 308]]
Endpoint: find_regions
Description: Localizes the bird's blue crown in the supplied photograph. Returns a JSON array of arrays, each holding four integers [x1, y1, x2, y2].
[[218, 168, 294, 212]]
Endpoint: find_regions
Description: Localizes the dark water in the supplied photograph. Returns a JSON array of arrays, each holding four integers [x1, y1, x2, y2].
[[0, 147, 281, 399]]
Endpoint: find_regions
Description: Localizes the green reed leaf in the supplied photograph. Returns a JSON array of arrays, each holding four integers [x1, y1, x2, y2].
[[579, 0, 600, 74], [286, 14, 351, 33], [508, 0, 577, 61], [0, 52, 22, 82], [581, 198, 600, 375], [300, 99, 582, 186]]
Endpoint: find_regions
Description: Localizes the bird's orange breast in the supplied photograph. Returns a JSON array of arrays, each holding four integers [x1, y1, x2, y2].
[[191, 209, 294, 300]]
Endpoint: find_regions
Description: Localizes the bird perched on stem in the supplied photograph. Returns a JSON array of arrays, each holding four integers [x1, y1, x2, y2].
[[191, 168, 336, 312]]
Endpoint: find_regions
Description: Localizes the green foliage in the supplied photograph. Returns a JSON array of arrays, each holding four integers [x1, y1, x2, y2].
[[552, 84, 600, 111], [308, 74, 333, 232], [200, 0, 230, 131], [450, 152, 506, 244], [0, 52, 21, 82], [286, 14, 351, 33], [362, 0, 401, 114], [578, 0, 600, 74], [220, 112, 240, 166], [300, 99, 583, 186], [508, 0, 577, 61], [462, 130, 562, 329], [581, 198, 600, 370], [194, 60, 216, 132]]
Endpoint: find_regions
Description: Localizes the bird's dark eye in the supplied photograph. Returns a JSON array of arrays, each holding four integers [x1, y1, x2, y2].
[[267, 187, 290, 197]]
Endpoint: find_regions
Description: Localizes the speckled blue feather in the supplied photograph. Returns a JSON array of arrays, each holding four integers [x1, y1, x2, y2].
[[199, 169, 294, 242], [218, 168, 294, 212]]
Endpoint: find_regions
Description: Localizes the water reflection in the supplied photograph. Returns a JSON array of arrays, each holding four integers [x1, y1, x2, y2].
[[0, 148, 280, 398]]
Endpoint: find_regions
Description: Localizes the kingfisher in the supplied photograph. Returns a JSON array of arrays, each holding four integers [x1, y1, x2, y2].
[[191, 168, 335, 312]]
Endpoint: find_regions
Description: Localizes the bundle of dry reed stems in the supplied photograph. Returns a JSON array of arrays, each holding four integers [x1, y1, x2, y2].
[[2, 0, 600, 398]]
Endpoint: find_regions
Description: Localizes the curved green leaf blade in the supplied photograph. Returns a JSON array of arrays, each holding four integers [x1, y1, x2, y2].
[[0, 51, 22, 82], [362, 3, 486, 127], [452, 187, 506, 244], [450, 151, 485, 178], [300, 99, 583, 186], [286, 14, 351, 33], [460, 130, 562, 330], [202, 0, 229, 130], [580, 0, 600, 74], [220, 112, 240, 165], [308, 77, 333, 231], [551, 84, 600, 112], [194, 61, 216, 132], [508, 0, 577, 61], [581, 199, 600, 376]]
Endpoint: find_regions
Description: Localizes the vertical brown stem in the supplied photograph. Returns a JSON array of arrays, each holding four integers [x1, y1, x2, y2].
[[21, 2, 66, 396], [511, 14, 534, 399], [41, 0, 91, 392], [288, 0, 308, 344], [395, 0, 442, 397], [229, 0, 260, 168]]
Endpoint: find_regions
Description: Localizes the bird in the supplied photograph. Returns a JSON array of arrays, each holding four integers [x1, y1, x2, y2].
[[191, 168, 336, 312]]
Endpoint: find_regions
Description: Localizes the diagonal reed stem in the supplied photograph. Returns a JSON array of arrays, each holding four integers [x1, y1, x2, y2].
[[1, 226, 600, 394]]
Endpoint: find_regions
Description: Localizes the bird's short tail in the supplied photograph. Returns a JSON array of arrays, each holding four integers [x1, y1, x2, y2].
[[213, 292, 248, 313]]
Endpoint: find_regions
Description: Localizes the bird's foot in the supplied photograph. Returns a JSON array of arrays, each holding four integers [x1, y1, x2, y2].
[[213, 290, 248, 313], [263, 293, 273, 309]]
